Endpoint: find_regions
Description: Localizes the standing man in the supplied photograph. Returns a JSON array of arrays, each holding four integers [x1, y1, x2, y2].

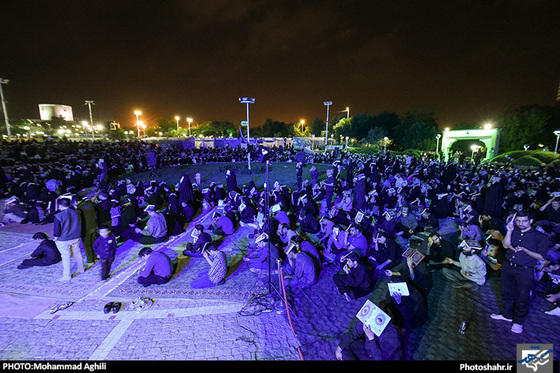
[[74, 195, 97, 266], [325, 169, 335, 210], [490, 211, 548, 334], [53, 198, 84, 282]]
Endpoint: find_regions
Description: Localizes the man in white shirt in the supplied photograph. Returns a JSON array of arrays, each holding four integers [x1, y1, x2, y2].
[[442, 240, 487, 290]]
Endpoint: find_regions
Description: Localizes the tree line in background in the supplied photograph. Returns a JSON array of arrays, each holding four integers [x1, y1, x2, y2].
[[3, 103, 560, 156]]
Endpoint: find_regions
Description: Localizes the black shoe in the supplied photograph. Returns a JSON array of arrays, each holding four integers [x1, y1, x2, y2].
[[112, 302, 121, 314], [218, 279, 226, 285], [104, 302, 114, 314]]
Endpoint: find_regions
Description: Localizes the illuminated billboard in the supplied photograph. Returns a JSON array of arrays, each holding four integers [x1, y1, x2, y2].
[[39, 104, 74, 121]]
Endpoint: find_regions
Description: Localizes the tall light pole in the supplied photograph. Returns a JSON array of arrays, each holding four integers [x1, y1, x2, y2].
[[187, 117, 193, 137], [175, 116, 180, 131], [85, 100, 95, 140], [134, 110, 141, 137], [346, 107, 350, 119], [436, 133, 441, 158], [0, 78, 11, 138], [324, 101, 332, 148], [239, 97, 255, 170], [300, 119, 305, 133], [554, 130, 560, 155]]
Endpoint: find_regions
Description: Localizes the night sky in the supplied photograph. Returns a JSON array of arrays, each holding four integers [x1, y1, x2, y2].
[[1, 0, 559, 131]]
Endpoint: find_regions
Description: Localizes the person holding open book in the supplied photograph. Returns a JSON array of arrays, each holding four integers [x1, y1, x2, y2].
[[442, 240, 487, 290]]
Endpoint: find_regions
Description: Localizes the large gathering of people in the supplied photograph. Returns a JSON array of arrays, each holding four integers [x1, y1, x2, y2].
[[2, 137, 560, 360]]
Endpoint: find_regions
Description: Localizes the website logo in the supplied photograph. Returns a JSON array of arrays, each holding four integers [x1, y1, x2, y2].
[[517, 344, 553, 373]]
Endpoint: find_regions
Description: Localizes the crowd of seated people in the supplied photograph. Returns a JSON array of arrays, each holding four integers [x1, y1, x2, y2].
[[3, 138, 560, 357]]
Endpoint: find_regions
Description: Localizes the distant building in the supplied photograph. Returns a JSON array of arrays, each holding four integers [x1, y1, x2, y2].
[[38, 104, 74, 121]]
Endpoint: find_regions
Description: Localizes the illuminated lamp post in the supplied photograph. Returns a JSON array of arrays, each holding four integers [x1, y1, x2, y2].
[[134, 110, 141, 137], [175, 116, 180, 131], [324, 101, 332, 147], [436, 134, 441, 158], [554, 130, 560, 155], [187, 117, 193, 137], [85, 100, 95, 140], [0, 78, 11, 138], [300, 119, 305, 133], [239, 97, 255, 170]]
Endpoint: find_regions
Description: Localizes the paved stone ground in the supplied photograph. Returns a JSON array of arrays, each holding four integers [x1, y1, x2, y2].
[[0, 204, 559, 366]]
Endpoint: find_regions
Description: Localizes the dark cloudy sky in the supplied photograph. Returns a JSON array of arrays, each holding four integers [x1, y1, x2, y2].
[[1, 0, 559, 130]]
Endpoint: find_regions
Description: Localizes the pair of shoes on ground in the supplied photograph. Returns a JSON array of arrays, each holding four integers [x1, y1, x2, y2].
[[131, 297, 154, 312], [104, 301, 122, 314], [50, 301, 74, 314], [490, 313, 523, 333]]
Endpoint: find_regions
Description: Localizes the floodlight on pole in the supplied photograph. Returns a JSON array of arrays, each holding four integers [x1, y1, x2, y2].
[[436, 134, 441, 157], [134, 110, 141, 137], [187, 117, 193, 136], [239, 97, 255, 170], [324, 101, 332, 147], [554, 130, 560, 155], [175, 116, 180, 131], [0, 78, 11, 138], [85, 100, 95, 140], [346, 107, 350, 119]]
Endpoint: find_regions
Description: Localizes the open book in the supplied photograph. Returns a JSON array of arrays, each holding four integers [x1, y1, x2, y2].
[[356, 300, 391, 337], [402, 247, 426, 266]]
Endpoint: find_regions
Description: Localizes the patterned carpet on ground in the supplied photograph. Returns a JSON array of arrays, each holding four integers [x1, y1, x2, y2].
[[107, 223, 266, 301]]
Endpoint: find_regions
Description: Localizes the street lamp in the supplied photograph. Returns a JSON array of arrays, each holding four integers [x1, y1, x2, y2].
[[138, 121, 145, 137], [324, 101, 332, 147], [436, 134, 441, 158], [187, 117, 193, 136], [484, 122, 492, 130], [300, 119, 305, 133], [345, 107, 350, 119], [175, 116, 180, 131], [85, 100, 95, 140], [0, 78, 11, 138], [134, 110, 141, 137], [239, 97, 255, 170], [554, 130, 560, 155], [384, 137, 389, 153]]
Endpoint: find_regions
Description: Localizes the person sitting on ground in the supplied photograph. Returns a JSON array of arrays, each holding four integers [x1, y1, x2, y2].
[[1, 196, 27, 225], [281, 241, 317, 290], [93, 225, 117, 281], [137, 247, 173, 287], [425, 231, 456, 270], [368, 230, 402, 270], [335, 304, 403, 361], [121, 205, 168, 244], [481, 238, 505, 273], [442, 239, 487, 290], [245, 233, 280, 273], [333, 252, 375, 301], [17, 232, 61, 269], [190, 242, 227, 289], [346, 223, 369, 258], [277, 222, 298, 250], [208, 212, 235, 236], [384, 277, 429, 332], [183, 224, 212, 257], [296, 209, 320, 234], [458, 221, 485, 242], [385, 255, 433, 300]]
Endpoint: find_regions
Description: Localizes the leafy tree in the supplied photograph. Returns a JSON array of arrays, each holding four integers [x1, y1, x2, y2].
[[309, 117, 326, 136], [497, 105, 550, 152], [394, 111, 439, 150], [362, 126, 389, 150], [260, 119, 293, 137], [333, 118, 352, 138]]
